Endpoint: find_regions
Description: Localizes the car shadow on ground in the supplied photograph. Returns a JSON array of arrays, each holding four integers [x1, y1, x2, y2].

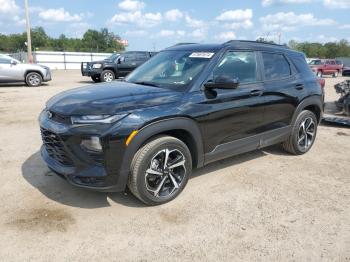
[[22, 147, 282, 209], [0, 83, 49, 88]]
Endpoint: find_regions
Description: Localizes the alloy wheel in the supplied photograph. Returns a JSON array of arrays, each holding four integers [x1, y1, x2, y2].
[[297, 117, 316, 151], [145, 148, 186, 198], [29, 74, 40, 86], [103, 72, 114, 82]]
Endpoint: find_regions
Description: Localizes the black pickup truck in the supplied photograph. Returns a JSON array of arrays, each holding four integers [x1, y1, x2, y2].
[[81, 51, 156, 82]]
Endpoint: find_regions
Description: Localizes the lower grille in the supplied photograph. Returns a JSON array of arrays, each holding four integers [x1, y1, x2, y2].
[[40, 128, 73, 166]]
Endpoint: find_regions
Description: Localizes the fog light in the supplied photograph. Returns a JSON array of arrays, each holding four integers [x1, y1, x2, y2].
[[81, 136, 102, 152]]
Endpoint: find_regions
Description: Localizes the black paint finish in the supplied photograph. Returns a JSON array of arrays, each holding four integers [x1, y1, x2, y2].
[[39, 41, 324, 192]]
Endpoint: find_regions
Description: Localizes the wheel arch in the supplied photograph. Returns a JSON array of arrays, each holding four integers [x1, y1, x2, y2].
[[291, 96, 323, 124], [117, 117, 205, 189], [25, 70, 44, 79]]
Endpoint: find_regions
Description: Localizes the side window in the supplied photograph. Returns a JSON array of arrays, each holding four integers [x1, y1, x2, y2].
[[330, 61, 336, 65], [325, 60, 331, 65], [136, 52, 149, 61], [0, 58, 11, 64], [122, 53, 135, 63], [262, 53, 291, 80], [213, 51, 257, 84]]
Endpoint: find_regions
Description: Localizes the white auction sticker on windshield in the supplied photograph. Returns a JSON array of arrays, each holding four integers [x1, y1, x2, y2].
[[189, 52, 214, 59]]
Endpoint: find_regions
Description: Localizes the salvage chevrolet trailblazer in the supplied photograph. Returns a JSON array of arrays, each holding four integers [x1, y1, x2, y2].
[[39, 41, 324, 205]]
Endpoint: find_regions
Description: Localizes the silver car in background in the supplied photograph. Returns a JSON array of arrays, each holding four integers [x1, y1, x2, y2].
[[0, 54, 52, 87]]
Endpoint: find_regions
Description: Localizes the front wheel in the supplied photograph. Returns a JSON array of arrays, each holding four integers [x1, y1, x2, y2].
[[26, 72, 42, 87], [128, 136, 192, 205], [282, 110, 318, 155], [100, 70, 115, 82]]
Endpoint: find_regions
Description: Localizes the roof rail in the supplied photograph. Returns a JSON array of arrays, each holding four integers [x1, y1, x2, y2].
[[224, 40, 289, 48], [173, 42, 198, 46]]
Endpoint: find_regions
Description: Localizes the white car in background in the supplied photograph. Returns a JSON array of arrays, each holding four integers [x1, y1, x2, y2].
[[0, 54, 52, 87]]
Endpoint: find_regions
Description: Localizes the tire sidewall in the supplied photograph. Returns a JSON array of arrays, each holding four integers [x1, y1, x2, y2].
[[26, 72, 42, 87], [134, 139, 192, 205], [291, 111, 318, 154], [100, 70, 115, 82]]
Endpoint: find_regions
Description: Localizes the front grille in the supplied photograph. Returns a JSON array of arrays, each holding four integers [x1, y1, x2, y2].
[[40, 128, 73, 166]]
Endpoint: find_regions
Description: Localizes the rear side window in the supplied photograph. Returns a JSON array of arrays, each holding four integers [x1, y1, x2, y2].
[[262, 53, 291, 80], [135, 52, 149, 60]]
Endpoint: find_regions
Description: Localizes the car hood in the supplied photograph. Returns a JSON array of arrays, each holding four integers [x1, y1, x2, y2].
[[46, 81, 183, 115]]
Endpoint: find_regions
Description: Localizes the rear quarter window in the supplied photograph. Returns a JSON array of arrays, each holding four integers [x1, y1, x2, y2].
[[262, 53, 291, 80], [290, 54, 315, 77]]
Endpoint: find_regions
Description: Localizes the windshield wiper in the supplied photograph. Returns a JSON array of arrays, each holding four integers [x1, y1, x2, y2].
[[132, 81, 159, 87]]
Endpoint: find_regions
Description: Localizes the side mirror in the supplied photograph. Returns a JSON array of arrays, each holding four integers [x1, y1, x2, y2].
[[118, 57, 125, 64], [204, 75, 239, 90], [10, 60, 17, 66]]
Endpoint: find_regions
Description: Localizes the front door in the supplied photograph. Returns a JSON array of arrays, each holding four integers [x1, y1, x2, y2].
[[198, 50, 266, 160]]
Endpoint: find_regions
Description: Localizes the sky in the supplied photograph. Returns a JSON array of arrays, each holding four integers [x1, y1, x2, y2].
[[0, 0, 350, 51]]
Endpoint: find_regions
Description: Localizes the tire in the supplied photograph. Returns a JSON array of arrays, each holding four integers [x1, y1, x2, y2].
[[282, 110, 318, 155], [91, 76, 101, 83], [316, 71, 323, 78], [100, 70, 115, 82], [128, 136, 192, 205], [25, 72, 42, 87]]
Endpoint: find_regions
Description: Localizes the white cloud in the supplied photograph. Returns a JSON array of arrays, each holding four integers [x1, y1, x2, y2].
[[317, 34, 338, 42], [164, 9, 183, 21], [0, 0, 19, 14], [260, 12, 337, 31], [339, 24, 350, 29], [262, 0, 312, 6], [39, 8, 83, 22], [158, 30, 186, 37], [191, 28, 207, 39], [109, 11, 162, 28], [124, 30, 147, 37], [324, 0, 350, 8], [118, 0, 145, 11], [185, 15, 206, 28], [216, 9, 253, 29], [215, 31, 236, 41], [216, 9, 252, 21]]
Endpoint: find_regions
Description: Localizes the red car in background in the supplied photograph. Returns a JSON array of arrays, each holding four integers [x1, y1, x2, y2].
[[308, 59, 343, 78]]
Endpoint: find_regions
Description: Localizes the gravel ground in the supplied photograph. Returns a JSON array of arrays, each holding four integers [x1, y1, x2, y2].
[[0, 71, 349, 261]]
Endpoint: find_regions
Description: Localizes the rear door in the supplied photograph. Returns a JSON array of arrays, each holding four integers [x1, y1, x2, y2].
[[260, 52, 305, 132], [135, 52, 150, 67]]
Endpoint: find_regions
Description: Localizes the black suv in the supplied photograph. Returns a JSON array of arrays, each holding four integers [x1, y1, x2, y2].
[[81, 51, 155, 82], [40, 41, 324, 205]]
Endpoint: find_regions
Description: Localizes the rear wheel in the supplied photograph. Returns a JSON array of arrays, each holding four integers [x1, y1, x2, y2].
[[128, 136, 192, 205], [100, 70, 115, 82], [283, 110, 318, 155], [25, 72, 42, 87], [91, 76, 101, 83], [316, 71, 323, 78]]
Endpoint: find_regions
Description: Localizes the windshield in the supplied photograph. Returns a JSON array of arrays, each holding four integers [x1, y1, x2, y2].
[[106, 53, 119, 61], [125, 50, 214, 89], [309, 60, 322, 65]]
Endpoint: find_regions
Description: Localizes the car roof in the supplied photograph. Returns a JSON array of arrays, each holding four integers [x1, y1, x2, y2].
[[166, 40, 302, 56]]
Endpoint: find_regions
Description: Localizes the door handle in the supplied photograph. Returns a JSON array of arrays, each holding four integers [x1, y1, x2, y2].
[[295, 84, 304, 90], [250, 90, 263, 96]]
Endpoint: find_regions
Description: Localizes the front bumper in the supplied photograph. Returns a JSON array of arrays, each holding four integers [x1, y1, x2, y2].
[[39, 110, 130, 192], [81, 63, 102, 77], [43, 69, 52, 82]]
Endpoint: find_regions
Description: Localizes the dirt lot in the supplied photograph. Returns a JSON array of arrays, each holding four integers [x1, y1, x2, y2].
[[0, 71, 349, 261]]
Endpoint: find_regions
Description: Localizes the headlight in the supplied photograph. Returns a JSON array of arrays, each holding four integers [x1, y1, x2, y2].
[[92, 63, 102, 69], [71, 114, 127, 124]]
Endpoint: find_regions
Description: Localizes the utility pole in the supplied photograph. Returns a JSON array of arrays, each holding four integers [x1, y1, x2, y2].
[[24, 0, 33, 63]]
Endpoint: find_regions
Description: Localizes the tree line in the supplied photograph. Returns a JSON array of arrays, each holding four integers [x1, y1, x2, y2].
[[288, 39, 350, 58], [0, 27, 125, 53]]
